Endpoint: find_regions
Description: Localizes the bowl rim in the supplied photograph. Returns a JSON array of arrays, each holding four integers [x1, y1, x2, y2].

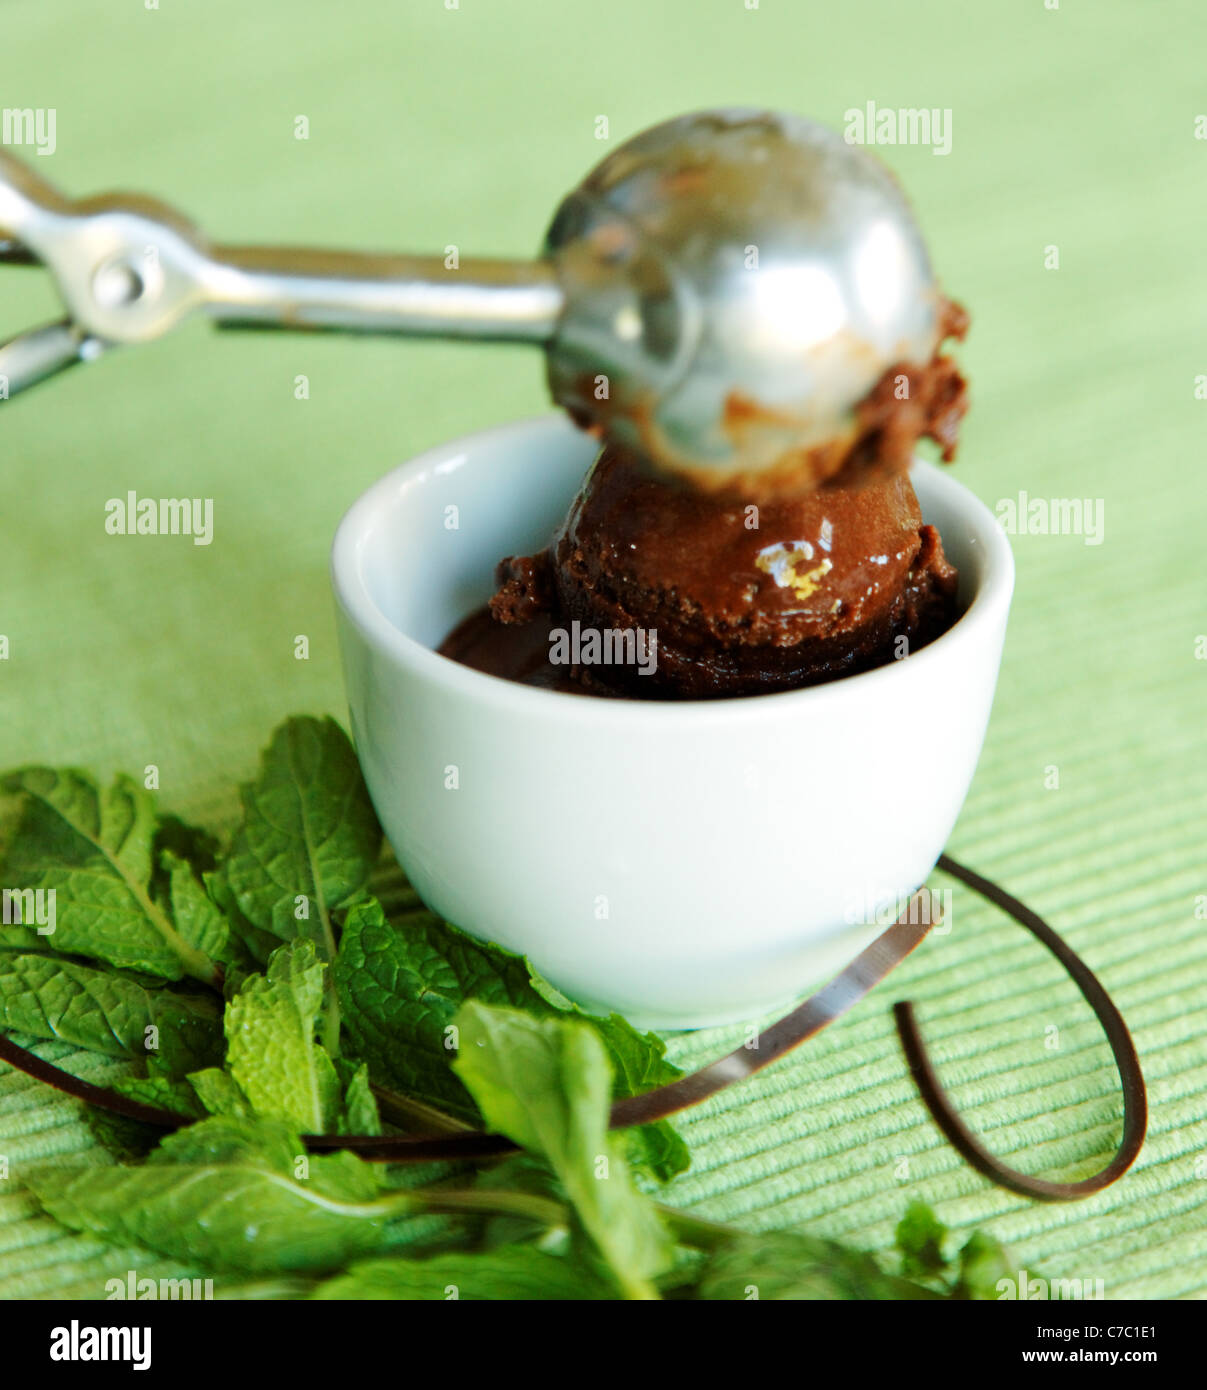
[[331, 413, 1014, 726]]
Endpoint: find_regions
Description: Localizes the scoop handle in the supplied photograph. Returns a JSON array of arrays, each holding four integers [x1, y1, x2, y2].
[[0, 320, 103, 400], [205, 246, 564, 343]]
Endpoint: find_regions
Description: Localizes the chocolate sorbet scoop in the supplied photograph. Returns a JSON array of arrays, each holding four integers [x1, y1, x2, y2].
[[441, 296, 967, 700], [474, 446, 956, 699], [539, 448, 955, 696]]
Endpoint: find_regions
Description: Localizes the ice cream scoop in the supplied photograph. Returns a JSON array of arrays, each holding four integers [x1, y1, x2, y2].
[[0, 109, 939, 492], [543, 109, 942, 493]]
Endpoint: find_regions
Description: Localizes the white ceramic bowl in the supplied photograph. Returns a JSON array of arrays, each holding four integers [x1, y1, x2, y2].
[[332, 415, 1013, 1030]]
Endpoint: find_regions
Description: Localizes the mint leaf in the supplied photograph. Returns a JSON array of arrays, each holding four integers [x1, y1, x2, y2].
[[955, 1229, 1017, 1300], [697, 1230, 942, 1300], [0, 769, 218, 983], [222, 718, 381, 966], [333, 1059, 381, 1136], [187, 1067, 252, 1118], [572, 1010, 689, 1181], [312, 1246, 611, 1300], [162, 850, 245, 973], [0, 952, 222, 1075], [206, 870, 279, 976], [336, 897, 688, 1179], [25, 1115, 408, 1274], [152, 814, 221, 876], [225, 940, 342, 1132], [895, 1200, 949, 1280], [891, 1202, 1017, 1297], [453, 1002, 674, 1300], [335, 899, 548, 1123], [110, 1073, 207, 1121]]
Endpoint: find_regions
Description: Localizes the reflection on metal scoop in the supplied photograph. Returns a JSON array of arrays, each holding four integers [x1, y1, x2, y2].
[[0, 108, 939, 487], [544, 109, 940, 488]]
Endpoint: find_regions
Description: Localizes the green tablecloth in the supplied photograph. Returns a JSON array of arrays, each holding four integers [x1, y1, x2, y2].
[[2, 0, 1205, 1298]]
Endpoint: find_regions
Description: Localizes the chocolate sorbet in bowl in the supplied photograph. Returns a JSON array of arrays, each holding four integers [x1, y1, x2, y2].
[[440, 298, 969, 700]]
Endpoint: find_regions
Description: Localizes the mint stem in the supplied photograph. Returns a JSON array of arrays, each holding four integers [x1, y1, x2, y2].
[[370, 1084, 475, 1136], [320, 984, 341, 1060], [655, 1206, 738, 1252], [400, 1187, 567, 1227]]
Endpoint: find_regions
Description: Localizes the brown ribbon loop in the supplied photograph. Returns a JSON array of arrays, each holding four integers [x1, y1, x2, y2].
[[894, 853, 1147, 1201], [0, 857, 1146, 1198]]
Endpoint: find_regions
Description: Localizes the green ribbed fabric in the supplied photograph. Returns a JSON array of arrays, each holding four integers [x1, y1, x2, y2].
[[2, 0, 1204, 1298]]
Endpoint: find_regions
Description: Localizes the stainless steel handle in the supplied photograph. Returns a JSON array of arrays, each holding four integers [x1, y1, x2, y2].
[[204, 247, 563, 341], [0, 320, 103, 398], [1, 147, 565, 351]]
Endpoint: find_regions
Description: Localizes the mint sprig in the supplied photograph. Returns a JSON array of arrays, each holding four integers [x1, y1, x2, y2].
[[0, 714, 1023, 1301]]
